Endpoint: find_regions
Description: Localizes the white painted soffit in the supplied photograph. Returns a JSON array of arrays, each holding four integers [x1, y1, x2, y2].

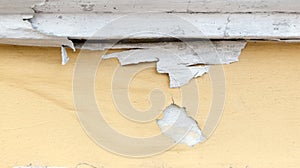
[[34, 0, 300, 13], [1, 0, 300, 14], [0, 0, 299, 46], [1, 12, 299, 47], [30, 13, 300, 40], [0, 0, 44, 14]]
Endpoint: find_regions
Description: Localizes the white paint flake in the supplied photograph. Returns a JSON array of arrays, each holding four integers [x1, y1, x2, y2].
[[157, 104, 206, 146], [102, 41, 246, 88], [61, 46, 69, 65]]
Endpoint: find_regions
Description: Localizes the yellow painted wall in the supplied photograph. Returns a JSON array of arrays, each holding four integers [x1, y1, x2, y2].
[[0, 42, 299, 168]]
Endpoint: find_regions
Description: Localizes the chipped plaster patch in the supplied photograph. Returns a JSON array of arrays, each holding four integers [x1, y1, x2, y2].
[[157, 104, 206, 146]]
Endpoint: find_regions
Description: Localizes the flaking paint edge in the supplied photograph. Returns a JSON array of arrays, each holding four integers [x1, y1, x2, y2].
[[157, 104, 206, 146], [102, 41, 246, 88]]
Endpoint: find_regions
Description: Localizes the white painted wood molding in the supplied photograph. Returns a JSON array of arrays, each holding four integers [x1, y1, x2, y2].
[[0, 0, 299, 48], [24, 0, 300, 13], [1, 13, 299, 48], [30, 13, 300, 40]]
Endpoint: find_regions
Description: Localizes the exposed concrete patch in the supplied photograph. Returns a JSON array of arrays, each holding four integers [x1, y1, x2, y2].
[[102, 41, 246, 88], [157, 104, 206, 146]]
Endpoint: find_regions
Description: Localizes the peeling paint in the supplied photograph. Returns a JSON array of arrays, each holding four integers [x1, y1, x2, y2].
[[0, 15, 74, 48], [102, 41, 246, 88], [157, 104, 206, 146], [61, 46, 69, 65]]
